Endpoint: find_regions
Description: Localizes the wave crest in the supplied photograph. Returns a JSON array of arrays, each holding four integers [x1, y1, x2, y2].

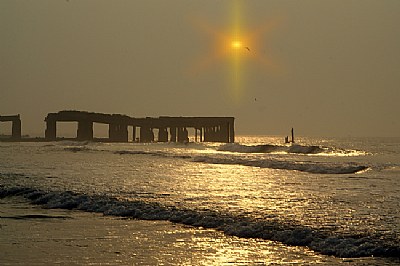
[[218, 143, 324, 154], [1, 186, 398, 259], [193, 156, 368, 174], [217, 143, 366, 156]]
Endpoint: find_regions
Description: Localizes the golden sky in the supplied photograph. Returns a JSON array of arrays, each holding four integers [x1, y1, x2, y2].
[[1, 0, 399, 137]]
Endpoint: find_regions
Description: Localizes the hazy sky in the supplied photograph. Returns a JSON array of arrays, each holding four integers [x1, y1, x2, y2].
[[1, 0, 399, 137]]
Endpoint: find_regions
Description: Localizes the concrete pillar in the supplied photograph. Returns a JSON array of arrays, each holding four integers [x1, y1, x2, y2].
[[229, 120, 235, 143], [203, 125, 233, 143], [184, 127, 188, 142], [221, 123, 229, 143], [170, 127, 177, 142], [77, 120, 93, 141], [109, 123, 128, 142], [45, 120, 57, 140], [11, 118, 21, 140], [120, 124, 128, 142], [109, 123, 117, 141], [132, 126, 136, 142], [177, 127, 188, 142], [204, 126, 216, 142], [203, 127, 209, 142], [158, 127, 168, 142], [140, 126, 154, 142]]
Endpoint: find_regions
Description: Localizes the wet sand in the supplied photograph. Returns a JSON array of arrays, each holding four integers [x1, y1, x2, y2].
[[1, 197, 389, 265]]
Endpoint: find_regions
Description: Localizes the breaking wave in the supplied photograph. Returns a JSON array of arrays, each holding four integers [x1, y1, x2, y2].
[[114, 150, 191, 159], [54, 142, 369, 174], [217, 143, 362, 156], [193, 156, 368, 174], [1, 186, 398, 259], [218, 143, 323, 154], [113, 150, 368, 174]]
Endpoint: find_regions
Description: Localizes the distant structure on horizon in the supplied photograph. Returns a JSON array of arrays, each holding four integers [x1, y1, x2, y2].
[[1, 111, 235, 143], [0, 115, 21, 140], [284, 128, 295, 144]]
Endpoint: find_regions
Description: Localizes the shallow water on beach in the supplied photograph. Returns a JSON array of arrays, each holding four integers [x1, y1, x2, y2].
[[1, 198, 394, 265], [1, 136, 400, 264]]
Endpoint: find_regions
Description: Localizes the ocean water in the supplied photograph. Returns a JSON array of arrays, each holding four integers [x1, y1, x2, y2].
[[1, 136, 399, 265]]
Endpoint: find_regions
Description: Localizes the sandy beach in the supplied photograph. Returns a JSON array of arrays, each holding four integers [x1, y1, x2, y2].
[[2, 197, 393, 265]]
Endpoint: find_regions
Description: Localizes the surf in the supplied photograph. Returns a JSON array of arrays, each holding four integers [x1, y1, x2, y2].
[[1, 186, 399, 259]]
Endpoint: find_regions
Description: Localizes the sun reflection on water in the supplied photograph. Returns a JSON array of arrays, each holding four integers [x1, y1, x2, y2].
[[167, 226, 325, 265]]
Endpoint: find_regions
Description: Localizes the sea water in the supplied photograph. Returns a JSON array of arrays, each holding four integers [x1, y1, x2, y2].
[[1, 136, 399, 265]]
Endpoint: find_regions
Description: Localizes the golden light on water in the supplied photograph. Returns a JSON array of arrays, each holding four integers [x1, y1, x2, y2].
[[189, 1, 282, 102]]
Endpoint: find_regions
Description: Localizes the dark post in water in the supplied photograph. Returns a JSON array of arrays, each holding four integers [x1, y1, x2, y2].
[[291, 127, 295, 143]]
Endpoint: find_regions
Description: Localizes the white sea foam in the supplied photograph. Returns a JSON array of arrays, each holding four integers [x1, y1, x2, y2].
[[217, 143, 368, 157]]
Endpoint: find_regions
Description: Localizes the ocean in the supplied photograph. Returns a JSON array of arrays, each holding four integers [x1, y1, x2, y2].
[[1, 136, 399, 265]]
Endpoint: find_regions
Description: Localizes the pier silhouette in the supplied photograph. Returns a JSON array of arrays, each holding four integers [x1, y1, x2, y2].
[[0, 111, 234, 143], [44, 111, 234, 143]]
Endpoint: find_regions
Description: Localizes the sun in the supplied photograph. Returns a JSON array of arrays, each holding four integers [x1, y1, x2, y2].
[[231, 40, 243, 49], [190, 17, 280, 73], [188, 2, 282, 102]]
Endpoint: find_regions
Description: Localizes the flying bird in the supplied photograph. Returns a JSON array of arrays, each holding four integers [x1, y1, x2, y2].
[[245, 47, 250, 52]]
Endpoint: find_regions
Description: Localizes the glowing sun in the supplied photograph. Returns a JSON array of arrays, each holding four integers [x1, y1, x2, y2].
[[231, 40, 243, 49], [189, 2, 282, 101]]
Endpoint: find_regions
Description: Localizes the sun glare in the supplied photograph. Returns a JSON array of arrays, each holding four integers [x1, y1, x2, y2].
[[189, 1, 282, 102], [231, 40, 243, 49]]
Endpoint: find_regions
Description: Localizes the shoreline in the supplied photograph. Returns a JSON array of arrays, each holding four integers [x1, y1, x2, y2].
[[0, 197, 370, 265]]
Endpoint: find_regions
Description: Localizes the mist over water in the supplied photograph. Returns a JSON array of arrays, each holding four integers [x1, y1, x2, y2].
[[1, 136, 400, 264]]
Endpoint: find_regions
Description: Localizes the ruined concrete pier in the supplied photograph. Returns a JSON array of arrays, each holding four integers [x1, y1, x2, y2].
[[45, 111, 234, 143], [0, 115, 21, 140]]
